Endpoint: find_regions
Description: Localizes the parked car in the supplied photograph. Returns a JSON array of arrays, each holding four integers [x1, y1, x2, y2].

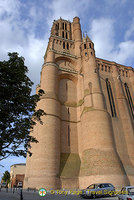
[[1, 182, 7, 188], [80, 183, 115, 198], [118, 186, 134, 200]]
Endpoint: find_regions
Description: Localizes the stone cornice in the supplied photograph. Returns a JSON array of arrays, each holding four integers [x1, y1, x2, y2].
[[42, 62, 59, 70], [59, 67, 78, 74], [42, 62, 78, 74], [96, 57, 133, 70], [53, 49, 77, 59], [51, 34, 75, 43]]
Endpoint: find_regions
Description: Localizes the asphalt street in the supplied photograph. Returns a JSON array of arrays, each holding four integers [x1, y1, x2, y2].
[[0, 189, 119, 200]]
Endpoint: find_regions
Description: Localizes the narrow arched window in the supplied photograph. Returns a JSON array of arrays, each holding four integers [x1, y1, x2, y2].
[[62, 31, 64, 38], [63, 42, 65, 49], [105, 66, 107, 71], [89, 43, 91, 48], [68, 125, 70, 146], [67, 43, 69, 50], [106, 79, 117, 117], [65, 23, 67, 30], [124, 83, 134, 120], [66, 32, 68, 39], [84, 44, 86, 49], [55, 24, 58, 30]]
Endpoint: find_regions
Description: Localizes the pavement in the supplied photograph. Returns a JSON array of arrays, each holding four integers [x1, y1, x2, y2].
[[0, 188, 119, 200]]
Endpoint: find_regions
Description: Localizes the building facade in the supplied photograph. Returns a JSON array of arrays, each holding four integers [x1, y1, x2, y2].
[[10, 163, 26, 188], [24, 17, 134, 190]]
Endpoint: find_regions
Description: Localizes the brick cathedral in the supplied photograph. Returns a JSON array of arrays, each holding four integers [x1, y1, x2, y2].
[[24, 17, 134, 189]]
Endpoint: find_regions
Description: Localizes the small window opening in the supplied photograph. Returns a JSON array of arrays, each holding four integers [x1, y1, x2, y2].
[[55, 24, 58, 30], [108, 66, 110, 72], [102, 65, 103, 71], [84, 44, 86, 49], [126, 71, 128, 77], [67, 43, 69, 50], [62, 23, 64, 29], [85, 52, 87, 56], [105, 66, 107, 71], [91, 52, 93, 55], [66, 32, 68, 39], [65, 23, 67, 30], [89, 43, 91, 48], [62, 31, 64, 38], [98, 64, 100, 70], [63, 42, 65, 49], [68, 108, 70, 114]]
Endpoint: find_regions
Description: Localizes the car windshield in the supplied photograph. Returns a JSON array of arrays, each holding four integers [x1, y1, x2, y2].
[[128, 188, 134, 195], [87, 184, 97, 189]]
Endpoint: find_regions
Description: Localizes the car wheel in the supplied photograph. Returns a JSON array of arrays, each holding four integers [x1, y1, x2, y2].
[[110, 191, 115, 197], [91, 194, 96, 199]]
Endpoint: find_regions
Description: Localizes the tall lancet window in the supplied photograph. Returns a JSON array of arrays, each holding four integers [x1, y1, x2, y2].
[[124, 83, 134, 120], [106, 79, 117, 117]]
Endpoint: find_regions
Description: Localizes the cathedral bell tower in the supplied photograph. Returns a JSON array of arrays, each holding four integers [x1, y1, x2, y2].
[[24, 17, 133, 190]]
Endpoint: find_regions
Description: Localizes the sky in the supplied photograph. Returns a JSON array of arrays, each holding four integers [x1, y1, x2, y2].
[[0, 0, 134, 180]]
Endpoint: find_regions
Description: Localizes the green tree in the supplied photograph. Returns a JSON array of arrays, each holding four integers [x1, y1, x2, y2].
[[0, 52, 45, 161], [2, 171, 10, 184]]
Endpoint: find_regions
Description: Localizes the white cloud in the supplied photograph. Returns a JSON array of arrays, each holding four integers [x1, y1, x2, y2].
[[89, 18, 115, 60], [89, 17, 134, 66], [125, 18, 134, 40], [113, 40, 134, 64], [46, 0, 88, 28], [0, 0, 20, 19], [0, 0, 49, 92]]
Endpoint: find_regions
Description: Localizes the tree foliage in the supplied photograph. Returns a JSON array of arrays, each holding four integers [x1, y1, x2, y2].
[[0, 52, 45, 161], [2, 170, 10, 184]]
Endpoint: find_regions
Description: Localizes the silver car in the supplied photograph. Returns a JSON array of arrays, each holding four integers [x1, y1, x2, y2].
[[80, 183, 115, 198], [118, 186, 134, 200]]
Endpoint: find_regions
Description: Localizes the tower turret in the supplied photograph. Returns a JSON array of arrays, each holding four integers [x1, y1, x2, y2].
[[79, 34, 128, 188], [72, 17, 82, 57]]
